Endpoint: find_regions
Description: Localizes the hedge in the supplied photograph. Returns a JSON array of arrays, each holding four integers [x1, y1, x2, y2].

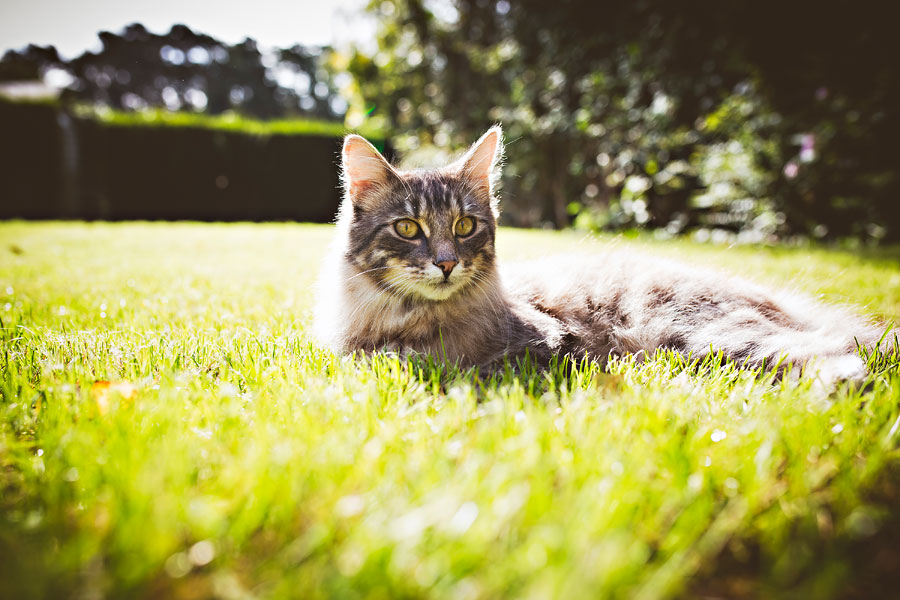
[[0, 100, 384, 221]]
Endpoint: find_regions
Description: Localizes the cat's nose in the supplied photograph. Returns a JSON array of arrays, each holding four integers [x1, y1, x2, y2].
[[434, 259, 458, 278]]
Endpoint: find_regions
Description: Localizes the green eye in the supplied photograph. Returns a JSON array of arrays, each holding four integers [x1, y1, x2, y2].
[[455, 216, 475, 237], [394, 219, 420, 239]]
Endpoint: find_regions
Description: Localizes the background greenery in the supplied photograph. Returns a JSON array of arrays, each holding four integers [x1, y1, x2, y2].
[[347, 0, 899, 240], [1, 222, 899, 598], [0, 98, 387, 221], [2, 0, 897, 240]]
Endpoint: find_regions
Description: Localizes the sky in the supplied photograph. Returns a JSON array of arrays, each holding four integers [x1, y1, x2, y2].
[[0, 0, 374, 58]]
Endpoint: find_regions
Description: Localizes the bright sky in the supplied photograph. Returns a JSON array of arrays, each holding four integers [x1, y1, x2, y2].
[[0, 0, 374, 58]]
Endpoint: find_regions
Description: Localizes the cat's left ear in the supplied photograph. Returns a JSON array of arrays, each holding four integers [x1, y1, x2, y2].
[[342, 134, 398, 207], [457, 125, 503, 211]]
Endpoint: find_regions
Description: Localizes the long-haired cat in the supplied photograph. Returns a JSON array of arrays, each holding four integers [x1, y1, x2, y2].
[[314, 126, 886, 386]]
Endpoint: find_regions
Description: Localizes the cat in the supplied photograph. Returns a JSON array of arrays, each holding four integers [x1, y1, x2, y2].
[[313, 125, 887, 386]]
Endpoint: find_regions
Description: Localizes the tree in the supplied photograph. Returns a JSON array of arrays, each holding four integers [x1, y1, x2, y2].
[[1, 23, 346, 121], [346, 0, 900, 241], [0, 44, 62, 82]]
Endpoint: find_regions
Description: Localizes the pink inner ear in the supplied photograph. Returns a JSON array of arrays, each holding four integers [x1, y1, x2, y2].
[[348, 179, 369, 199], [343, 137, 391, 198], [464, 131, 499, 187]]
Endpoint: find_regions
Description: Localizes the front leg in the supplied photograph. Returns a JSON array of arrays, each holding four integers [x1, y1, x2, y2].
[[382, 341, 420, 362]]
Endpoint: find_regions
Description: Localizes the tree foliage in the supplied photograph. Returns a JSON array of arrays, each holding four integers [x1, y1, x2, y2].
[[347, 0, 899, 241], [1, 24, 346, 121]]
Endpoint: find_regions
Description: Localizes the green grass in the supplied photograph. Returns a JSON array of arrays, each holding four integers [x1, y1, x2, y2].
[[74, 105, 385, 139], [1, 222, 899, 599], [1, 97, 385, 139]]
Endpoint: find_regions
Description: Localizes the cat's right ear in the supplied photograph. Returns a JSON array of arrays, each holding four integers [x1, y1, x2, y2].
[[342, 135, 397, 206]]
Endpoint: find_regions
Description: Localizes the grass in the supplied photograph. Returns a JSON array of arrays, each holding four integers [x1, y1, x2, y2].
[[1, 97, 386, 140], [73, 105, 385, 140], [1, 222, 899, 599]]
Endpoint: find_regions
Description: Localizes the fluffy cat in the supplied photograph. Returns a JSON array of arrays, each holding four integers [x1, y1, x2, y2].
[[314, 126, 886, 386]]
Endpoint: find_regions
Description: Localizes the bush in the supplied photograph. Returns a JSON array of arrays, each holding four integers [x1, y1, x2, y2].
[[0, 100, 386, 221]]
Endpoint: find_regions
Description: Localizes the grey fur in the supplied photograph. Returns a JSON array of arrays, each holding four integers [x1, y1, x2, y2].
[[314, 126, 885, 386]]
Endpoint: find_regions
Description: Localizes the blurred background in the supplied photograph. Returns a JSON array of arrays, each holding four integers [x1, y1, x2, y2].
[[1, 0, 897, 243]]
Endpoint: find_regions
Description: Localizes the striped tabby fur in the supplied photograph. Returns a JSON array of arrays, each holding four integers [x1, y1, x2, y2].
[[314, 126, 885, 386]]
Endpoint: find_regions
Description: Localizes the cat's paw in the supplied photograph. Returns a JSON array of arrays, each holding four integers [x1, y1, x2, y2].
[[807, 354, 868, 393], [382, 342, 421, 362]]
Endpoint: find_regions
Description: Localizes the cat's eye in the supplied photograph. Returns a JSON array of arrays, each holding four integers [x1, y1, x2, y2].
[[455, 216, 476, 237], [394, 219, 420, 239]]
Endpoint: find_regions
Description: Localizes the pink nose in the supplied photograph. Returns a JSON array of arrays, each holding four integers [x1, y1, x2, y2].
[[434, 259, 458, 277]]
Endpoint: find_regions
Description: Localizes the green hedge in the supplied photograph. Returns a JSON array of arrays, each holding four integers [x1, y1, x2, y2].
[[0, 100, 384, 221], [77, 105, 384, 138], [0, 100, 62, 218]]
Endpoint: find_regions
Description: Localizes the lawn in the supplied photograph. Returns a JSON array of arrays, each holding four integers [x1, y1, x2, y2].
[[1, 222, 899, 599]]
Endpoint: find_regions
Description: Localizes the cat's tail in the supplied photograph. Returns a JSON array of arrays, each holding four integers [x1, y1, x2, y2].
[[801, 322, 895, 390], [854, 321, 898, 370]]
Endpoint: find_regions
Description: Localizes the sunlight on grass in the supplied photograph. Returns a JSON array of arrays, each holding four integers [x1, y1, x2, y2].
[[1, 222, 899, 599], [73, 105, 386, 139]]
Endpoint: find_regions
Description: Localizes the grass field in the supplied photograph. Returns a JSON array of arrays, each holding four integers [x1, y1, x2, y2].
[[2, 222, 899, 599]]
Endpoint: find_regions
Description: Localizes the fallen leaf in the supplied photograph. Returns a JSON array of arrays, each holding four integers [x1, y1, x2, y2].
[[91, 381, 137, 414]]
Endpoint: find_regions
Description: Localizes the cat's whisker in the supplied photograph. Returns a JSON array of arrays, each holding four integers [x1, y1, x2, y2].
[[469, 274, 510, 339], [343, 265, 395, 283]]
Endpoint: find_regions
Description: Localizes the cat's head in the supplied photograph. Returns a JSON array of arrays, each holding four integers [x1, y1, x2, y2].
[[339, 126, 503, 302]]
